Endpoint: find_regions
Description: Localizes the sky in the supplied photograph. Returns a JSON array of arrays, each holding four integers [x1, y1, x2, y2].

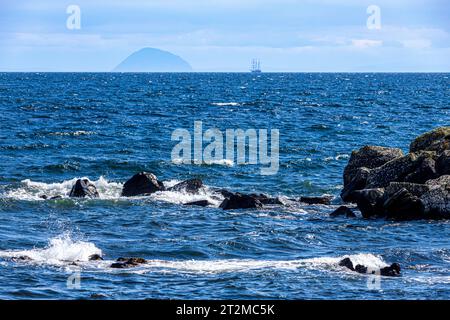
[[0, 0, 449, 72]]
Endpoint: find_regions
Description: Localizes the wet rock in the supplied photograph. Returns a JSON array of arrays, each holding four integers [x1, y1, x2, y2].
[[383, 188, 424, 220], [69, 179, 99, 198], [11, 256, 31, 262], [183, 200, 212, 207], [219, 193, 263, 210], [88, 254, 103, 261], [300, 196, 332, 205], [39, 195, 48, 200], [330, 206, 356, 217], [50, 195, 63, 200], [121, 172, 165, 197], [410, 126, 450, 154], [352, 188, 385, 218], [110, 257, 147, 268], [343, 146, 403, 187], [167, 178, 203, 194], [341, 167, 371, 202]]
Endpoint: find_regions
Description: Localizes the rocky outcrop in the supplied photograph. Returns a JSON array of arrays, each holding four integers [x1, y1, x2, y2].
[[69, 179, 99, 198], [121, 172, 165, 197], [340, 127, 450, 220]]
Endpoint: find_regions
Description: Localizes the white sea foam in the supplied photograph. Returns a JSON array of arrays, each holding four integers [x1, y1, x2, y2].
[[0, 236, 388, 275], [211, 102, 240, 106], [172, 158, 234, 167], [50, 131, 96, 136], [0, 235, 102, 266], [4, 177, 123, 201]]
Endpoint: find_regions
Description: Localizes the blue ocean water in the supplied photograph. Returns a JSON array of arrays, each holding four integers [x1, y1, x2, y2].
[[0, 72, 449, 299]]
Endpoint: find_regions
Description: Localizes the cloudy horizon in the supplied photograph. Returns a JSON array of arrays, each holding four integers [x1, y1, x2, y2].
[[0, 0, 449, 72]]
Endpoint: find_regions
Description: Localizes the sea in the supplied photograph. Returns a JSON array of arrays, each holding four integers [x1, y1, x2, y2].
[[0, 72, 449, 299]]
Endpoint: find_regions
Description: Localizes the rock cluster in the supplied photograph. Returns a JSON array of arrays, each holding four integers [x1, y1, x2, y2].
[[340, 127, 450, 220]]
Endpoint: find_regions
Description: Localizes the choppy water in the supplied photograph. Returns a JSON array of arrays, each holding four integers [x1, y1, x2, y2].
[[0, 72, 449, 299]]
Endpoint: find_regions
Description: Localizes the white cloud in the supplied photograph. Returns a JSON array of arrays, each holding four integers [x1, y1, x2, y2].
[[351, 39, 383, 48]]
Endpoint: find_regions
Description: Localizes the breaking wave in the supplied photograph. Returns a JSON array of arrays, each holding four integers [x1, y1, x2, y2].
[[1, 177, 224, 206], [0, 235, 389, 274]]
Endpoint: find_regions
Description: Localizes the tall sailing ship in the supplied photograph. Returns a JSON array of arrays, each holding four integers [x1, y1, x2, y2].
[[250, 58, 262, 73]]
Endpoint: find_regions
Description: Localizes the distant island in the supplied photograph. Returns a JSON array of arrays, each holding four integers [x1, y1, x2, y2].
[[113, 48, 192, 72]]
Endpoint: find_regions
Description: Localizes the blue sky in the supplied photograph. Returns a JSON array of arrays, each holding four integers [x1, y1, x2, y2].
[[0, 0, 449, 71]]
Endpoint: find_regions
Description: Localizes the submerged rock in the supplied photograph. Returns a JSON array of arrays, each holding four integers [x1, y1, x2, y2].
[[183, 200, 212, 207], [330, 206, 356, 218], [300, 196, 332, 205], [121, 172, 165, 197], [69, 179, 99, 198], [88, 254, 103, 261], [110, 257, 147, 268], [167, 179, 203, 193]]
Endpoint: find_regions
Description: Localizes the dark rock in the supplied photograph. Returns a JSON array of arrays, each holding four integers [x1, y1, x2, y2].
[[339, 258, 401, 277], [385, 182, 430, 198], [380, 263, 401, 277], [219, 193, 263, 210], [216, 189, 235, 198], [421, 175, 450, 218], [69, 179, 99, 198], [338, 257, 354, 270], [352, 188, 385, 218], [50, 195, 63, 200], [121, 172, 165, 197], [383, 188, 424, 220], [365, 154, 417, 188], [330, 206, 356, 217], [341, 167, 371, 202], [354, 264, 368, 274], [110, 257, 147, 268], [88, 254, 103, 261], [343, 146, 403, 187], [403, 156, 438, 184], [250, 194, 284, 205], [300, 196, 332, 205], [40, 195, 48, 200], [410, 126, 450, 154], [183, 200, 212, 207], [436, 150, 450, 175], [167, 179, 203, 194]]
